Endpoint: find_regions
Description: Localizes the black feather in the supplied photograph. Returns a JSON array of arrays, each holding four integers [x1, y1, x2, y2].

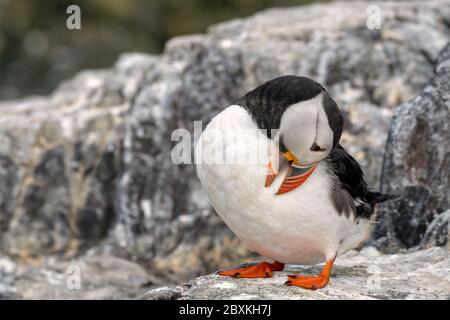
[[366, 192, 400, 204], [327, 144, 399, 219]]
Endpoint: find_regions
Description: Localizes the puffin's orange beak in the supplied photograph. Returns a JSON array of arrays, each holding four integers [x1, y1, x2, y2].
[[281, 151, 299, 164], [265, 151, 317, 195]]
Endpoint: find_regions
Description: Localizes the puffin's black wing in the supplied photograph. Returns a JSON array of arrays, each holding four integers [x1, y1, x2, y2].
[[326, 144, 398, 219]]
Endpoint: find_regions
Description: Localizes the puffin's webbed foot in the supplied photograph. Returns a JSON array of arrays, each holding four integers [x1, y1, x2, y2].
[[218, 262, 284, 278], [284, 274, 329, 290], [284, 256, 335, 290]]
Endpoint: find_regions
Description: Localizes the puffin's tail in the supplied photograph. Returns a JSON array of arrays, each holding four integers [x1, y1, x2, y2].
[[366, 191, 400, 205]]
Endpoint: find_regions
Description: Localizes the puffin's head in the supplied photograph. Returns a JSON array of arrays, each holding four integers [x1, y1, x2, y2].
[[277, 87, 343, 167], [239, 76, 343, 194]]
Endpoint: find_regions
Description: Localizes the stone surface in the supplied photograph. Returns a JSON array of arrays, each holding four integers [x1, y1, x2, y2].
[[373, 43, 450, 251], [0, 252, 162, 300], [0, 53, 156, 257], [142, 246, 450, 300], [0, 0, 450, 287], [420, 210, 450, 249]]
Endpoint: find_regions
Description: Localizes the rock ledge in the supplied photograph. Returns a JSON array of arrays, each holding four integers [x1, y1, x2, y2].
[[142, 247, 450, 300]]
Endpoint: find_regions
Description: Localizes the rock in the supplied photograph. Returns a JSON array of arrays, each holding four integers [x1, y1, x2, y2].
[[0, 256, 20, 299], [1, 0, 450, 283], [0, 53, 156, 257], [373, 43, 450, 251], [0, 253, 160, 300], [142, 247, 450, 300], [420, 210, 450, 248]]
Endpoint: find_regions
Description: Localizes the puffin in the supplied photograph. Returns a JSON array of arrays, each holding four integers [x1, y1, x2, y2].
[[195, 76, 397, 290]]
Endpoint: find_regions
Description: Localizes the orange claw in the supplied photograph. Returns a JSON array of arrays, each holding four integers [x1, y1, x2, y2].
[[284, 256, 335, 290], [218, 262, 284, 278]]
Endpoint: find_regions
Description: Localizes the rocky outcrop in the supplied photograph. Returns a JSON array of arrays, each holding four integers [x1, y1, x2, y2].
[[0, 53, 156, 257], [142, 247, 450, 300], [0, 252, 160, 299], [373, 43, 450, 251], [0, 0, 450, 286]]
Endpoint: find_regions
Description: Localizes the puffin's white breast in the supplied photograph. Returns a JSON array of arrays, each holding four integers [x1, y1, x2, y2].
[[195, 105, 372, 264]]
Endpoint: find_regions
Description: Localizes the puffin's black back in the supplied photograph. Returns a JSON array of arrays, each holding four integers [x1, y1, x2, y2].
[[237, 76, 324, 137]]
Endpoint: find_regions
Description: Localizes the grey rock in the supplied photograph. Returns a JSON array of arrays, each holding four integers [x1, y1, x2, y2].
[[0, 253, 158, 300], [420, 210, 450, 248], [0, 155, 18, 233], [374, 43, 450, 251], [142, 247, 450, 300], [0, 256, 20, 299], [0, 53, 155, 256]]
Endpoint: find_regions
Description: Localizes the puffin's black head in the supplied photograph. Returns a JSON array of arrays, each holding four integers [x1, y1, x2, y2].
[[238, 75, 343, 166]]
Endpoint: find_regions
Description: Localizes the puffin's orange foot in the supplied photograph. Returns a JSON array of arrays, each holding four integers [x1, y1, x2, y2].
[[284, 275, 329, 290], [218, 262, 284, 278], [284, 256, 336, 290]]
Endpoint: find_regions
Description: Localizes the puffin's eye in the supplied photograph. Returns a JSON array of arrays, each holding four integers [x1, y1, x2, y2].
[[310, 142, 325, 152]]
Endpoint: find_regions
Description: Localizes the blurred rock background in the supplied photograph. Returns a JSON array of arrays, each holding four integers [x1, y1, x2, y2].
[[0, 0, 315, 100], [0, 0, 449, 299]]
